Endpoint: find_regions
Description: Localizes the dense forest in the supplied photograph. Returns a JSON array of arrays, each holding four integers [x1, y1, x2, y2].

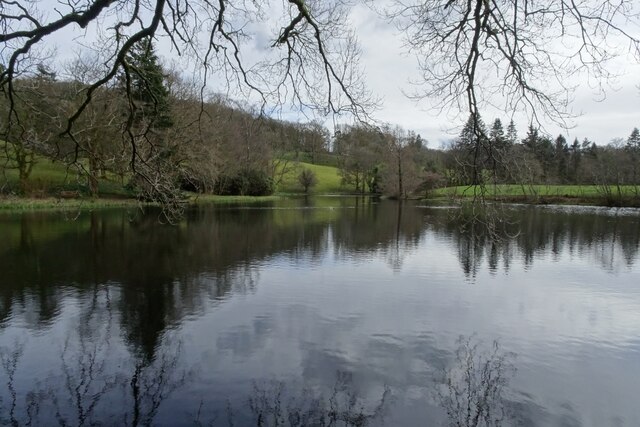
[[1, 39, 639, 205]]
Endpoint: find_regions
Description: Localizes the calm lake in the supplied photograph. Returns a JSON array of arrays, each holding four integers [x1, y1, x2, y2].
[[0, 197, 639, 426]]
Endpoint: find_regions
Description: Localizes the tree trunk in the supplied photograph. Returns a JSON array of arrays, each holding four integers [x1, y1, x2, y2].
[[88, 156, 99, 197], [88, 139, 99, 197], [397, 152, 403, 199]]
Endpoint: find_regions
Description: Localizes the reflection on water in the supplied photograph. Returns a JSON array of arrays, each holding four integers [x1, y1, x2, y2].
[[0, 198, 639, 426]]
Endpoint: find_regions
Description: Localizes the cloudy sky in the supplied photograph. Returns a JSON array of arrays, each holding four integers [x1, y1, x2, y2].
[[34, 0, 640, 147], [343, 3, 640, 147]]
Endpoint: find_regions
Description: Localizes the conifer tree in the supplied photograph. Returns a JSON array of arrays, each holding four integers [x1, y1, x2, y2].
[[506, 120, 518, 146], [490, 119, 506, 150], [555, 134, 569, 182], [626, 127, 640, 184], [522, 125, 540, 151], [627, 127, 640, 151], [456, 114, 489, 185], [125, 37, 172, 129]]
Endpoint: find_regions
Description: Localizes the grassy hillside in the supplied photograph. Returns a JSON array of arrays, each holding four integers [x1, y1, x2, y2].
[[1, 144, 353, 213], [1, 143, 130, 197], [276, 161, 350, 194], [2, 139, 351, 197]]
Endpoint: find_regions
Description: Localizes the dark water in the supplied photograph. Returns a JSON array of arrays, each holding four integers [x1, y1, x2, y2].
[[0, 198, 639, 426]]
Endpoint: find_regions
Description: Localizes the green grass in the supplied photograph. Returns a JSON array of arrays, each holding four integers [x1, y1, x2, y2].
[[1, 142, 132, 197], [432, 184, 640, 199], [1, 143, 350, 212], [0, 196, 140, 211], [276, 161, 350, 194], [0, 194, 282, 212], [2, 142, 350, 198]]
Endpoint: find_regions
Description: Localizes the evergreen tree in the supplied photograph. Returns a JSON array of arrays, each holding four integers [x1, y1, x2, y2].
[[458, 114, 488, 148], [120, 37, 177, 203], [456, 114, 489, 185], [490, 119, 506, 149], [489, 118, 508, 182], [569, 137, 581, 184], [413, 134, 424, 149], [554, 134, 569, 182], [522, 125, 556, 180], [625, 127, 640, 184], [582, 138, 597, 158], [627, 127, 640, 151], [125, 37, 172, 129], [506, 120, 517, 146], [522, 124, 539, 151]]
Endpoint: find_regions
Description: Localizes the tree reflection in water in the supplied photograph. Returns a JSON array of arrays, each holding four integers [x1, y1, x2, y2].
[[1, 203, 638, 330], [434, 204, 640, 278], [437, 336, 516, 427], [0, 287, 188, 427], [1, 330, 516, 426], [193, 373, 390, 427], [1, 201, 636, 425]]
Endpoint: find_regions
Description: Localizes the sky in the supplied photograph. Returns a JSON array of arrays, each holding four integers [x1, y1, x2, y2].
[[343, 3, 640, 148], [26, 0, 640, 148]]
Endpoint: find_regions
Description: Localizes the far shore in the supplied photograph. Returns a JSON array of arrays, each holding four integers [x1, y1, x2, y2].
[[3, 190, 640, 213], [0, 194, 284, 212], [422, 194, 640, 208]]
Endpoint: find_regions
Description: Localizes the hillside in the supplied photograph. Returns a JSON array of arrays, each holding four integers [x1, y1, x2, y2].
[[276, 161, 350, 194], [2, 142, 351, 200], [1, 142, 131, 197]]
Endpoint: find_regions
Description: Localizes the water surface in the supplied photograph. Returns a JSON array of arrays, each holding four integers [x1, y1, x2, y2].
[[0, 198, 639, 426]]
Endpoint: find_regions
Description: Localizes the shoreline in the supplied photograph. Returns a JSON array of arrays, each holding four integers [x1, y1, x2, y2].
[[2, 193, 640, 213], [0, 194, 285, 212], [0, 197, 143, 211], [424, 194, 640, 208]]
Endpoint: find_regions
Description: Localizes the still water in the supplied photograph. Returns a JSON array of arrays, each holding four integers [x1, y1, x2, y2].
[[0, 198, 639, 426]]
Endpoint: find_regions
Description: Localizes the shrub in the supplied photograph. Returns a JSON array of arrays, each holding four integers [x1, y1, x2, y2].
[[214, 169, 274, 196]]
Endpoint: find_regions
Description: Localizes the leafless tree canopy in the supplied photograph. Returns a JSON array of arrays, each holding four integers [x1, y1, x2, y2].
[[0, 0, 377, 215], [388, 0, 640, 126], [1, 0, 639, 212], [3, 0, 639, 133], [0, 0, 371, 174], [1, 0, 373, 113]]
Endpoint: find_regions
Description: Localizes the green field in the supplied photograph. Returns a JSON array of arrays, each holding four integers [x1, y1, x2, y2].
[[276, 161, 350, 194], [3, 141, 639, 207], [432, 184, 640, 199], [0, 196, 141, 211], [1, 144, 353, 210], [1, 142, 131, 197], [2, 140, 350, 197]]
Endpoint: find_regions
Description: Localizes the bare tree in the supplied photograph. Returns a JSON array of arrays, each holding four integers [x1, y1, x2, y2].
[[437, 336, 516, 427], [0, 0, 373, 211], [388, 0, 639, 124], [298, 167, 317, 193], [381, 125, 423, 199], [0, 69, 61, 193], [335, 124, 384, 194], [2, 0, 638, 209], [387, 0, 640, 192]]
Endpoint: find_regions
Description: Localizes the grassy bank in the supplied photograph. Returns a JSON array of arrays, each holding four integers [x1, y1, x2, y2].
[[0, 196, 142, 211], [0, 195, 284, 213], [431, 184, 640, 207]]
